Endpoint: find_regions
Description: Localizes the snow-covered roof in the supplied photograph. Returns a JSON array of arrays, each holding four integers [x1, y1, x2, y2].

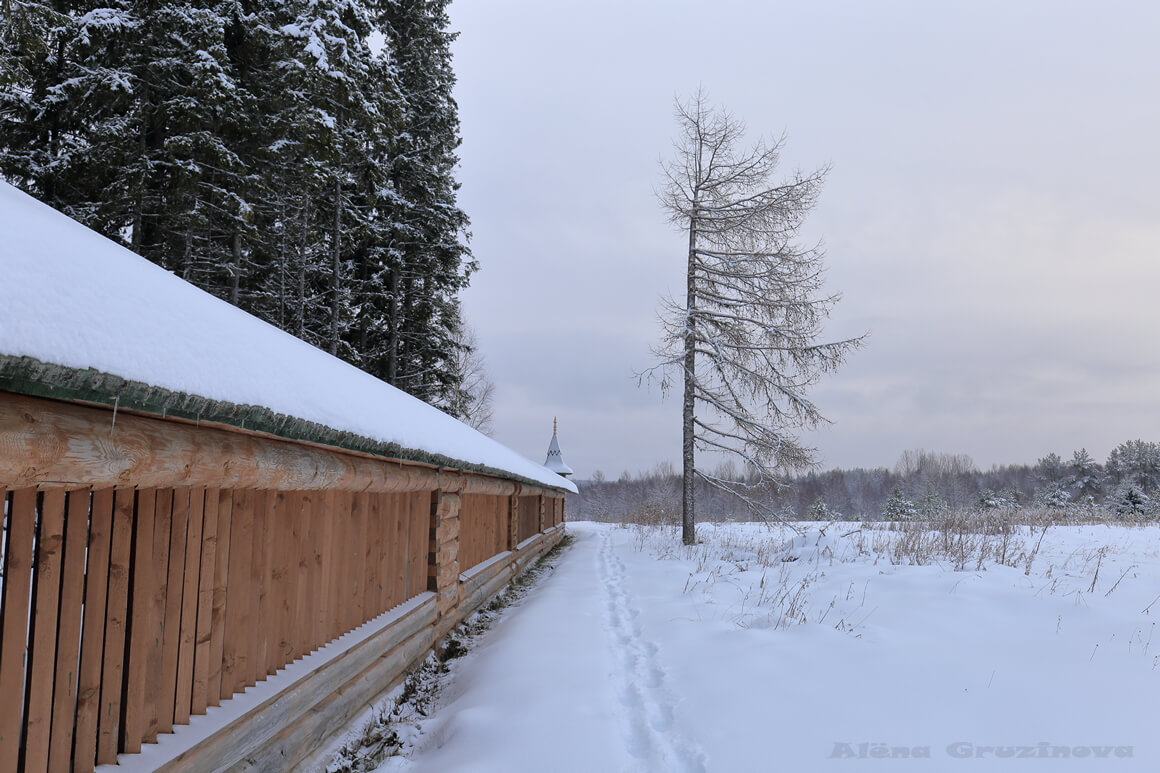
[[0, 182, 575, 493]]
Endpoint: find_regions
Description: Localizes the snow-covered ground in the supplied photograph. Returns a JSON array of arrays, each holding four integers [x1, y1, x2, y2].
[[365, 520, 1159, 772]]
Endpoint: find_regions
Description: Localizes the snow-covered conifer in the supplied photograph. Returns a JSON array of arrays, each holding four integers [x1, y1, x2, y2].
[[882, 485, 916, 521]]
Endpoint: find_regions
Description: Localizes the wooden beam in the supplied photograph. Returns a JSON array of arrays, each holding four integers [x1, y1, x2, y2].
[[1, 392, 554, 496]]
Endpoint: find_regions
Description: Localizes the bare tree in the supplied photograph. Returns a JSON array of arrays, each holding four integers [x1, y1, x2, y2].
[[648, 89, 865, 545], [447, 323, 496, 435]]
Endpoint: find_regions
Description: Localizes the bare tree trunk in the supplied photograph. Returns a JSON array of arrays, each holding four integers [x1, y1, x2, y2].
[[230, 232, 241, 306], [682, 212, 697, 545], [181, 230, 192, 280], [387, 269, 400, 384], [329, 177, 341, 356]]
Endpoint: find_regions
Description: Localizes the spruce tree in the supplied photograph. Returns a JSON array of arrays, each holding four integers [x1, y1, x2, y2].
[[2, 0, 482, 421], [373, 0, 475, 411]]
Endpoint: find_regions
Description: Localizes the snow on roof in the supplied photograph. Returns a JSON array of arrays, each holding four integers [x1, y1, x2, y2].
[[0, 182, 575, 493]]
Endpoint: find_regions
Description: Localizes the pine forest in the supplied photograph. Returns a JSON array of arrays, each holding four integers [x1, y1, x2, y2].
[[1, 0, 476, 416]]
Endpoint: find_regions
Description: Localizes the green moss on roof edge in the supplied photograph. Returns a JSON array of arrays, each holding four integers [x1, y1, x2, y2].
[[0, 354, 568, 493]]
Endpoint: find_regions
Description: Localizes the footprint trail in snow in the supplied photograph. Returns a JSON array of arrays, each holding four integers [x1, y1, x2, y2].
[[598, 530, 708, 773]]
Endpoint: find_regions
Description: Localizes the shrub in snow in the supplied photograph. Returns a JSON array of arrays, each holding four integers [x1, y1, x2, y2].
[[975, 488, 1019, 512], [916, 483, 946, 518], [882, 485, 916, 521], [1035, 482, 1072, 511], [1112, 483, 1153, 519], [806, 497, 840, 521]]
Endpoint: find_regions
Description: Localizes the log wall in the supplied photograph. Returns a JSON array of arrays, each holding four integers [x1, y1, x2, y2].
[[0, 393, 567, 773]]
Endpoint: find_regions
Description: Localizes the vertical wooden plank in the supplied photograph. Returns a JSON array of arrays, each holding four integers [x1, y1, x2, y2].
[[23, 488, 65, 772], [157, 488, 189, 733], [512, 494, 522, 547], [312, 491, 333, 651], [174, 488, 205, 724], [328, 490, 345, 637], [294, 491, 317, 658], [144, 490, 173, 743], [426, 491, 439, 595], [363, 493, 384, 618], [395, 492, 410, 603], [388, 492, 403, 607], [282, 492, 298, 668], [384, 493, 401, 609], [0, 488, 35, 771], [221, 489, 252, 699], [410, 491, 428, 599], [341, 492, 351, 634], [327, 494, 348, 636], [262, 489, 280, 676], [191, 487, 218, 715], [348, 492, 368, 630], [392, 494, 406, 603], [48, 489, 93, 773], [121, 488, 156, 755], [395, 493, 412, 603], [281, 491, 303, 664], [267, 490, 290, 670], [457, 493, 471, 571], [495, 495, 505, 555], [96, 486, 134, 764], [248, 489, 268, 683], [73, 487, 113, 773], [207, 489, 233, 706]]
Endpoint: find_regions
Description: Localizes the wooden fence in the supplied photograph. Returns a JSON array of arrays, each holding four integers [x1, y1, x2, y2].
[[0, 393, 567, 773]]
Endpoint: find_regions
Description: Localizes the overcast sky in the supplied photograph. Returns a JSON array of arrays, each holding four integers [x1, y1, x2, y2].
[[447, 0, 1160, 480]]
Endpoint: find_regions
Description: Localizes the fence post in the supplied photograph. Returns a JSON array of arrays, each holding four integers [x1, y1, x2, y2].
[[508, 495, 518, 550], [429, 490, 461, 637]]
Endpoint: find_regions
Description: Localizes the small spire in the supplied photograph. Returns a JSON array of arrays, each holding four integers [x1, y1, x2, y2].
[[544, 418, 573, 478]]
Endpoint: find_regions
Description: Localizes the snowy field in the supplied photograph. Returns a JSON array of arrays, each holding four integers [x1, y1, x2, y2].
[[353, 520, 1159, 772]]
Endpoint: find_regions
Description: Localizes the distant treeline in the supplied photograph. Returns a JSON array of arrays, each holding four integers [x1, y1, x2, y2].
[[568, 442, 1160, 522]]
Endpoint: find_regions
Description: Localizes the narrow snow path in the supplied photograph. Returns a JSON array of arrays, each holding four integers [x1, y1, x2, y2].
[[386, 523, 680, 772], [597, 529, 707, 772]]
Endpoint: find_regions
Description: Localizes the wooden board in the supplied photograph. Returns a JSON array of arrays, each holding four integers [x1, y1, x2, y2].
[[221, 489, 252, 699], [249, 489, 268, 683], [0, 488, 35, 771], [145, 489, 174, 743], [48, 488, 93, 773], [158, 488, 190, 732], [96, 487, 135, 764], [207, 489, 233, 706], [23, 488, 64, 771], [72, 487, 114, 773], [174, 488, 206, 723], [122, 488, 157, 754], [191, 488, 219, 715]]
